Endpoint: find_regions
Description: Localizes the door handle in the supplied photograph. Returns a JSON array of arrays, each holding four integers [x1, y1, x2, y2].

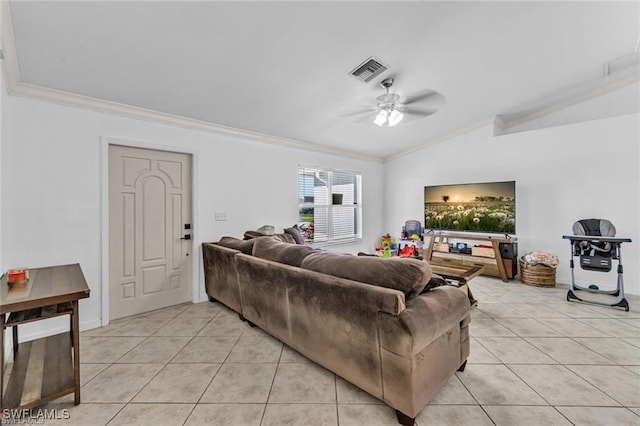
[[180, 235, 192, 240]]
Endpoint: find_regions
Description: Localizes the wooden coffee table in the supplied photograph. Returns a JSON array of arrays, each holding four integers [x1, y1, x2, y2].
[[429, 261, 482, 307], [429, 261, 483, 285]]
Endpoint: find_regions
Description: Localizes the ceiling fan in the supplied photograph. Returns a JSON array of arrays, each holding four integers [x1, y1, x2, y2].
[[347, 77, 445, 127]]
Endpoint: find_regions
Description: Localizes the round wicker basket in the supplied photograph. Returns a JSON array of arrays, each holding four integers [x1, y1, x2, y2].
[[519, 260, 556, 287]]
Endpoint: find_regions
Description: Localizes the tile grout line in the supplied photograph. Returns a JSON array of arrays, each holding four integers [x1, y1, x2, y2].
[[260, 336, 286, 425], [106, 306, 199, 423], [45, 285, 640, 424], [481, 297, 634, 414], [178, 307, 241, 425]]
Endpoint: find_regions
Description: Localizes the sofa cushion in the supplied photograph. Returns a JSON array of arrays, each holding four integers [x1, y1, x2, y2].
[[273, 233, 297, 244], [217, 236, 255, 255], [252, 236, 316, 267], [243, 230, 266, 240], [301, 253, 432, 300], [244, 231, 296, 244], [284, 225, 306, 245]]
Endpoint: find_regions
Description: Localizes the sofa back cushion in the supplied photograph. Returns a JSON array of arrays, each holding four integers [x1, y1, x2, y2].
[[252, 236, 316, 267], [218, 236, 255, 255], [273, 233, 297, 244], [301, 253, 431, 300], [243, 230, 296, 244], [284, 225, 306, 245], [243, 230, 266, 240]]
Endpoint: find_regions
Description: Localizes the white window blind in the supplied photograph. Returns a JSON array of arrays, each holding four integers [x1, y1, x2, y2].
[[297, 167, 362, 244]]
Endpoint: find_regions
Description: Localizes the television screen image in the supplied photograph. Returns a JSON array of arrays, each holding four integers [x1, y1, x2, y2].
[[424, 181, 515, 234]]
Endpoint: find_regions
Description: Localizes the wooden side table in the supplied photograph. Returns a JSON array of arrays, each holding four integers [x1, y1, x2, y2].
[[0, 264, 90, 410]]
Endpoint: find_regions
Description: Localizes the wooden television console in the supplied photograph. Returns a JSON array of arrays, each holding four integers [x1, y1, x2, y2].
[[424, 232, 518, 282]]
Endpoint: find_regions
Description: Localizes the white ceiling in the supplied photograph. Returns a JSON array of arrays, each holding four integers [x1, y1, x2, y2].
[[6, 1, 640, 159]]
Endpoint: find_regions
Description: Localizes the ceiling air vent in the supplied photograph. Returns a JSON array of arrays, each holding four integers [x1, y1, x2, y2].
[[349, 57, 387, 83]]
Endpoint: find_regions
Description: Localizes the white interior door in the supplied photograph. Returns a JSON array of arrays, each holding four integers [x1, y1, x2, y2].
[[109, 145, 192, 320]]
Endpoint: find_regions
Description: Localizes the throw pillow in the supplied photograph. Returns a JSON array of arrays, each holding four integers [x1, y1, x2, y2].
[[284, 225, 306, 245], [243, 230, 266, 240], [273, 233, 296, 244], [218, 236, 255, 255], [301, 252, 432, 300], [252, 236, 316, 267]]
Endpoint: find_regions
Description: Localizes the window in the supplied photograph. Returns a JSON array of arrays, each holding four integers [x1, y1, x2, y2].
[[297, 166, 362, 244]]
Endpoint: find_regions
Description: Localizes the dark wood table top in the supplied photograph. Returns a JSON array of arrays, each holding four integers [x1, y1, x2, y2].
[[429, 261, 483, 284], [0, 264, 90, 314]]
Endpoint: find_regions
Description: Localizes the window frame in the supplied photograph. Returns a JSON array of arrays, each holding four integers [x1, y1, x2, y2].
[[297, 166, 362, 246]]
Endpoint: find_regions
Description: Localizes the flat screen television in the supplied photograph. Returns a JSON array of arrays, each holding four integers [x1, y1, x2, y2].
[[424, 181, 515, 234]]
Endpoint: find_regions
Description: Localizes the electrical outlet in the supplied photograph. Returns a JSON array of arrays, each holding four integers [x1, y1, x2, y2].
[[214, 212, 227, 221]]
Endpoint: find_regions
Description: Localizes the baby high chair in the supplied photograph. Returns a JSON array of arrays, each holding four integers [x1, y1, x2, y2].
[[562, 219, 631, 311]]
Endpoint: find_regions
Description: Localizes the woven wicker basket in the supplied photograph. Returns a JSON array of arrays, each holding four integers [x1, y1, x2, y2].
[[519, 260, 556, 287]]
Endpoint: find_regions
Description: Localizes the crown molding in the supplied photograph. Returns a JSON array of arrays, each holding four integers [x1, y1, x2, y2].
[[5, 0, 635, 165], [8, 81, 382, 163], [1, 0, 21, 92], [1, 0, 381, 164], [494, 58, 640, 136], [387, 58, 640, 162], [0, 2, 497, 166], [383, 118, 494, 163]]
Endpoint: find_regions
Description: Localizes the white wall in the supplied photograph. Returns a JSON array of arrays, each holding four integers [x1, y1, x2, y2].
[[0, 8, 6, 361], [385, 113, 640, 295], [0, 44, 3, 274], [4, 90, 638, 346], [1, 95, 384, 338]]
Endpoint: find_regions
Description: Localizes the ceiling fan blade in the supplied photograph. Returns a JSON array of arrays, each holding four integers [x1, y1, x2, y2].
[[338, 109, 379, 125], [354, 113, 378, 125], [401, 107, 439, 117], [338, 108, 376, 119], [402, 90, 446, 108]]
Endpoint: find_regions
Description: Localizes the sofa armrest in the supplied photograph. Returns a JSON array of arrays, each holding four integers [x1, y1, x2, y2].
[[202, 242, 242, 312], [378, 286, 470, 358]]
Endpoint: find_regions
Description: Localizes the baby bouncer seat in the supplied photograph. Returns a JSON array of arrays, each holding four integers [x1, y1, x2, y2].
[[563, 219, 632, 311]]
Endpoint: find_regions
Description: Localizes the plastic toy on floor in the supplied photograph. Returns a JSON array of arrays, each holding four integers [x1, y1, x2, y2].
[[562, 219, 632, 311], [399, 245, 417, 258]]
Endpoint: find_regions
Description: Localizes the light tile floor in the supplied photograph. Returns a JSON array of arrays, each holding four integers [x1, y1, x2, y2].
[[5, 276, 640, 425]]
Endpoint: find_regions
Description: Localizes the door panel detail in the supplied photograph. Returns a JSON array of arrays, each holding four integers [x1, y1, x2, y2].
[[109, 145, 192, 320]]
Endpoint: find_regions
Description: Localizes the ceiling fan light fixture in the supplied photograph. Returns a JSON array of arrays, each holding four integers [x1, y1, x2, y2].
[[374, 108, 403, 127], [359, 77, 439, 128], [388, 109, 404, 127], [374, 110, 389, 126]]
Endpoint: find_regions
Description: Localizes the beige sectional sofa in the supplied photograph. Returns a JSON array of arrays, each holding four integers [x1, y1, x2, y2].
[[202, 236, 471, 425]]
